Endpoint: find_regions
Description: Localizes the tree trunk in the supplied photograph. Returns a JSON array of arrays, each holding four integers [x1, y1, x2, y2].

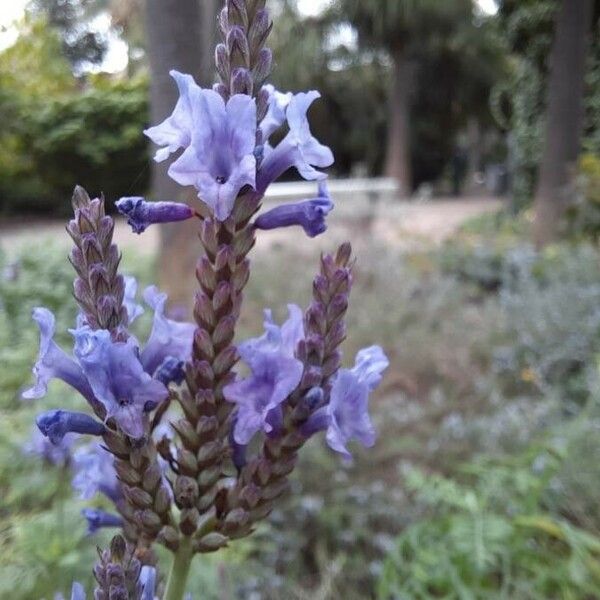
[[533, 0, 593, 246], [145, 0, 216, 310], [385, 46, 412, 197]]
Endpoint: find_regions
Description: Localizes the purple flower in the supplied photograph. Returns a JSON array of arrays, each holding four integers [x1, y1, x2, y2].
[[116, 197, 195, 234], [23, 427, 74, 466], [140, 286, 195, 376], [224, 305, 304, 444], [124, 276, 144, 324], [257, 91, 333, 193], [72, 443, 120, 502], [254, 182, 334, 237], [140, 566, 157, 600], [36, 410, 105, 445], [144, 70, 198, 162], [168, 89, 257, 220], [304, 346, 388, 458], [81, 508, 123, 535], [22, 308, 95, 403], [72, 326, 169, 439], [70, 582, 86, 600], [260, 84, 292, 141]]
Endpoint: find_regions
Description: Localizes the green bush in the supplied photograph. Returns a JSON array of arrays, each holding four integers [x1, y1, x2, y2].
[[378, 429, 600, 599], [0, 77, 149, 215]]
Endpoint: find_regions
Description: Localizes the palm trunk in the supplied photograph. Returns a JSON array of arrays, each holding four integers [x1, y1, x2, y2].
[[385, 46, 412, 197], [533, 0, 593, 246], [146, 0, 216, 308]]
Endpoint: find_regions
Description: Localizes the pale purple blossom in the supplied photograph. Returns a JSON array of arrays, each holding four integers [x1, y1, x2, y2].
[[36, 409, 105, 445], [140, 286, 195, 376], [22, 308, 95, 402], [254, 182, 334, 237], [116, 197, 194, 234], [81, 508, 123, 535], [144, 70, 198, 162], [260, 84, 292, 141], [224, 305, 304, 444], [72, 443, 120, 502], [72, 326, 168, 439], [303, 346, 389, 458], [23, 427, 74, 466], [124, 276, 144, 324], [167, 88, 257, 220], [257, 91, 333, 193]]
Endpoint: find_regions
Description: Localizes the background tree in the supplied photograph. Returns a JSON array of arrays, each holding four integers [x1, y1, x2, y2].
[[27, 0, 108, 70], [335, 0, 503, 193], [335, 0, 476, 194], [533, 0, 594, 245], [145, 0, 218, 307]]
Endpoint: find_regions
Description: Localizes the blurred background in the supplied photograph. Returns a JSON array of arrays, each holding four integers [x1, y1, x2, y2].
[[1, 0, 600, 598]]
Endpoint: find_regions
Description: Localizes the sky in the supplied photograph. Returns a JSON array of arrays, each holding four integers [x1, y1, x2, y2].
[[0, 0, 499, 69]]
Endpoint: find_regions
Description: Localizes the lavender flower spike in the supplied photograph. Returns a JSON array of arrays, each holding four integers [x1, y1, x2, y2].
[[257, 91, 334, 193], [144, 70, 199, 161], [116, 197, 195, 234], [22, 308, 94, 402], [36, 409, 105, 445], [303, 345, 389, 458], [168, 89, 257, 220], [224, 304, 305, 444], [82, 508, 123, 535], [254, 182, 334, 237], [72, 327, 168, 439]]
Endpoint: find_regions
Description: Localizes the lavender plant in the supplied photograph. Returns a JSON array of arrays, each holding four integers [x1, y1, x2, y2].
[[24, 1, 388, 598]]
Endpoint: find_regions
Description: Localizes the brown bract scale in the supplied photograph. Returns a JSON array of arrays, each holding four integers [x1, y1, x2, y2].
[[172, 191, 261, 541]]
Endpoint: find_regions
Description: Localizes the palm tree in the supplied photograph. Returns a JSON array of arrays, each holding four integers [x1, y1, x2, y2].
[[338, 0, 475, 195]]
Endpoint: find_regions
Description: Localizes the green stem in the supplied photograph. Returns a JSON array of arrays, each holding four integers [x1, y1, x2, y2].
[[164, 537, 194, 600]]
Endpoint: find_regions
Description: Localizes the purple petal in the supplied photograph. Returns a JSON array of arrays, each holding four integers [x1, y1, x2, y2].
[[124, 276, 144, 324], [353, 345, 389, 391], [140, 286, 195, 375], [72, 443, 120, 502], [224, 304, 304, 444], [254, 182, 334, 237], [116, 197, 194, 234], [82, 508, 123, 535], [144, 70, 199, 162], [72, 326, 168, 439], [23, 308, 94, 402], [260, 84, 292, 141], [168, 90, 257, 221], [36, 409, 105, 445], [23, 427, 74, 466], [324, 346, 388, 457], [70, 582, 86, 600], [326, 370, 374, 458], [257, 91, 333, 192], [140, 566, 157, 600]]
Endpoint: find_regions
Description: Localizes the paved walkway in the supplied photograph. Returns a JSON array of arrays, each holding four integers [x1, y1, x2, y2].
[[0, 197, 503, 256]]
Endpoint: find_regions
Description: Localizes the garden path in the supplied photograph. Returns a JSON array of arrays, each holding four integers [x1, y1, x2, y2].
[[0, 196, 503, 256]]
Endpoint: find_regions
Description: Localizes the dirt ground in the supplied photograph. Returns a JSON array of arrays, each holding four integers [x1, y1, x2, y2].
[[0, 196, 503, 256]]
